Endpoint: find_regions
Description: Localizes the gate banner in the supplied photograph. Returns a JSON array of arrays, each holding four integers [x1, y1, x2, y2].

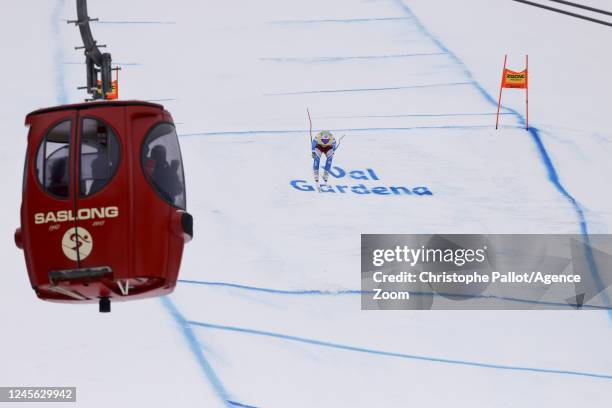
[[502, 69, 528, 89], [496, 55, 529, 130]]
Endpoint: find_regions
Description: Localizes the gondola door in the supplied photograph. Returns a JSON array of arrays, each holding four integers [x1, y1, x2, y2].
[[22, 110, 79, 296], [71, 107, 130, 299]]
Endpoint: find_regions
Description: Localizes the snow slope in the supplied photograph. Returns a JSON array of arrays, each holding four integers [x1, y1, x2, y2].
[[1, 0, 611, 407]]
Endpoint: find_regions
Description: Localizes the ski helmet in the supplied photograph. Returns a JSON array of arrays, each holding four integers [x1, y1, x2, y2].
[[317, 130, 333, 145]]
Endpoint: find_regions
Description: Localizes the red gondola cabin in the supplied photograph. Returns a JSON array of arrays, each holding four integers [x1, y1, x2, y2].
[[15, 101, 193, 312]]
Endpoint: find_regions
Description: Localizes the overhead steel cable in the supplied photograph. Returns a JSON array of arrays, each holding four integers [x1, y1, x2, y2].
[[547, 0, 612, 17], [511, 0, 612, 27]]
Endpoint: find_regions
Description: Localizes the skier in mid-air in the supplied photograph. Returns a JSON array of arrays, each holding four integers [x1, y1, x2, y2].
[[311, 130, 337, 185]]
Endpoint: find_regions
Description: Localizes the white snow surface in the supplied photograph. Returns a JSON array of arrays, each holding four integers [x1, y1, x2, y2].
[[1, 0, 611, 407]]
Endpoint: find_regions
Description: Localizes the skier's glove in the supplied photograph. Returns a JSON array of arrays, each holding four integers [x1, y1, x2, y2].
[[311, 151, 316, 159]]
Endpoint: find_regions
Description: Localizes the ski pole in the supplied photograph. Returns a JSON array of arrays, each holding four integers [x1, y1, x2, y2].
[[307, 108, 313, 144], [335, 134, 345, 150]]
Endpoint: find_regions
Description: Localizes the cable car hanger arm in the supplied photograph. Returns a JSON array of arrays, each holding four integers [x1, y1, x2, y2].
[[67, 0, 114, 100]]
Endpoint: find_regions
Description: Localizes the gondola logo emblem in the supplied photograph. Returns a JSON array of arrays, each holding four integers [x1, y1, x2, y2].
[[62, 227, 93, 261]]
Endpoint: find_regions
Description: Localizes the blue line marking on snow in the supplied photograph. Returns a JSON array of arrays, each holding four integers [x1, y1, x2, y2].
[[227, 401, 258, 408], [177, 280, 610, 310], [188, 321, 612, 380], [161, 297, 252, 408], [179, 124, 517, 138], [52, 0, 68, 105], [317, 112, 512, 119], [160, 297, 231, 405], [261, 52, 446, 63], [394, 0, 612, 321], [270, 16, 411, 25], [179, 280, 362, 296], [266, 81, 471, 95]]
